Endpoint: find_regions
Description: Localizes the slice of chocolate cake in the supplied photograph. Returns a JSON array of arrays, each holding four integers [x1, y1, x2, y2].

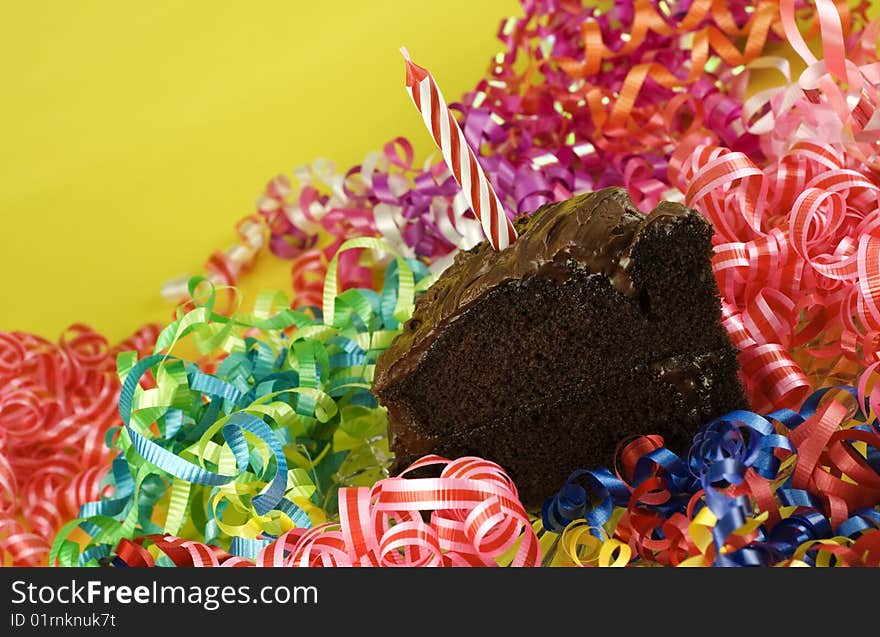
[[372, 187, 748, 508]]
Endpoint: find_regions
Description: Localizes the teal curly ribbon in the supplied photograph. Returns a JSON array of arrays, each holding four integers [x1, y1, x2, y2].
[[51, 239, 431, 566]]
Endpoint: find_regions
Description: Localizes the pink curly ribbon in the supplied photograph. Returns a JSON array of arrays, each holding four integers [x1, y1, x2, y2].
[[262, 144, 476, 282], [111, 456, 541, 568], [0, 324, 159, 565], [748, 0, 880, 166]]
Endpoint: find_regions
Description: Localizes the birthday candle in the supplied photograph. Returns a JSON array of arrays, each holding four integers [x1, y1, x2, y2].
[[401, 48, 517, 251]]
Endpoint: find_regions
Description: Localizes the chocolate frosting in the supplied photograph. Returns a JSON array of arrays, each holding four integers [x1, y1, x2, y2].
[[650, 349, 730, 420], [373, 187, 698, 393]]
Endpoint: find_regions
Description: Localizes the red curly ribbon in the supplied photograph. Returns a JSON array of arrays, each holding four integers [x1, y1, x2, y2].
[[675, 134, 880, 409]]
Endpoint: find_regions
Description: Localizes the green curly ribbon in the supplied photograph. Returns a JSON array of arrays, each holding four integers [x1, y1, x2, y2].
[[51, 239, 432, 566]]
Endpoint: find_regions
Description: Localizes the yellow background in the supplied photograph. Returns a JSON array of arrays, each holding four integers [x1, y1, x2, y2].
[[1, 1, 877, 343], [0, 0, 516, 342]]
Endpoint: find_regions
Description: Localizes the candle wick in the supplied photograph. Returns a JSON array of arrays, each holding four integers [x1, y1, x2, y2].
[[399, 46, 411, 61]]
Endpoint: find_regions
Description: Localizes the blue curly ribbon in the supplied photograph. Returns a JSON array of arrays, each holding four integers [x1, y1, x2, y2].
[[542, 386, 876, 566]]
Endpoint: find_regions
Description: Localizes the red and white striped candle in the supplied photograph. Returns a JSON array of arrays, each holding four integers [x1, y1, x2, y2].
[[401, 48, 517, 251]]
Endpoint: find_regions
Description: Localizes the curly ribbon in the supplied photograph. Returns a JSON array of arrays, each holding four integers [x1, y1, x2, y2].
[[49, 239, 433, 566], [746, 0, 880, 166], [162, 216, 269, 304], [0, 324, 159, 566], [101, 456, 539, 568], [541, 383, 880, 567]]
